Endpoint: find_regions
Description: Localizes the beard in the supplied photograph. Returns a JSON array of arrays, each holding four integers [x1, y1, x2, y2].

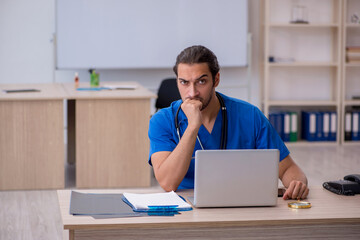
[[200, 90, 213, 111]]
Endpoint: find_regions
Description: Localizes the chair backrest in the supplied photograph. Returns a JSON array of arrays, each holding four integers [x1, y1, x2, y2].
[[155, 78, 181, 111]]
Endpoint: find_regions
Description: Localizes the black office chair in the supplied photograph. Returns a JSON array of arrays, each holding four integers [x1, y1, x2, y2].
[[155, 78, 181, 111]]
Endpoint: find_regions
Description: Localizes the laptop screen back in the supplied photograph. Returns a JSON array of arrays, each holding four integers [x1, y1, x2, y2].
[[192, 149, 279, 207]]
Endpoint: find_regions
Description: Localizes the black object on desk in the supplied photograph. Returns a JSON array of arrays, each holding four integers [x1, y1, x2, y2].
[[323, 174, 360, 196], [3, 89, 41, 93]]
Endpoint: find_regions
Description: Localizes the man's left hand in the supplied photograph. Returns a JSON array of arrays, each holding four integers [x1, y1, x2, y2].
[[283, 180, 309, 200]]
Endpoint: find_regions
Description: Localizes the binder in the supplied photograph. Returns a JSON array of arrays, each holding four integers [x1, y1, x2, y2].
[[308, 112, 317, 141], [345, 112, 352, 141], [283, 112, 290, 142], [301, 111, 308, 140], [289, 112, 298, 142], [352, 111, 360, 141], [323, 112, 330, 141], [302, 111, 309, 141], [275, 112, 284, 140], [269, 113, 276, 130], [302, 111, 316, 141], [329, 112, 337, 141], [315, 112, 323, 141]]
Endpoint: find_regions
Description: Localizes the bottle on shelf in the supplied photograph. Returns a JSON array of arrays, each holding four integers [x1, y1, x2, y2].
[[74, 72, 79, 89]]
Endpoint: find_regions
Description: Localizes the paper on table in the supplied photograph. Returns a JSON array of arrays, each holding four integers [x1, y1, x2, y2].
[[122, 191, 192, 211], [103, 84, 137, 90]]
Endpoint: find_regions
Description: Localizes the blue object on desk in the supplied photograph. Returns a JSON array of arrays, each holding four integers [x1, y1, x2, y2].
[[148, 205, 179, 211], [121, 195, 191, 215], [76, 87, 110, 91], [122, 196, 181, 216], [147, 211, 180, 216]]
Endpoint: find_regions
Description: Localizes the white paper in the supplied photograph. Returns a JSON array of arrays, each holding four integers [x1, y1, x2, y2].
[[103, 84, 137, 90], [123, 191, 191, 210]]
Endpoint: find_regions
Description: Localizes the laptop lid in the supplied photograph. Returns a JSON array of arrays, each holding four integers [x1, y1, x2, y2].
[[190, 149, 279, 208]]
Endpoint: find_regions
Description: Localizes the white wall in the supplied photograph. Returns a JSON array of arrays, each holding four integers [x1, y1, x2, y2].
[[0, 0, 261, 108], [0, 0, 55, 84]]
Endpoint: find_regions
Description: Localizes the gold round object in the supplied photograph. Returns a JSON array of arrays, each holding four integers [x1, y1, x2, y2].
[[288, 201, 311, 209]]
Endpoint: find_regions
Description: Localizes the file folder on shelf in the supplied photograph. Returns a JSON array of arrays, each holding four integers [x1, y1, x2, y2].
[[289, 112, 298, 142], [315, 112, 323, 141], [122, 191, 192, 213], [352, 111, 360, 141], [302, 111, 317, 141], [323, 112, 330, 140], [283, 113, 290, 142], [345, 112, 352, 141], [275, 113, 284, 140], [329, 112, 337, 141]]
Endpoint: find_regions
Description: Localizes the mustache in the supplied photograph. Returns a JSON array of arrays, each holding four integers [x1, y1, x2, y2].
[[185, 97, 203, 101]]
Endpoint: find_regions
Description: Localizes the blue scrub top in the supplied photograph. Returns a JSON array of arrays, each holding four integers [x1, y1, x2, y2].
[[148, 92, 289, 189]]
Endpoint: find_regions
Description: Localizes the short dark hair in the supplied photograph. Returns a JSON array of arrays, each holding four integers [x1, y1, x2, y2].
[[173, 45, 220, 82]]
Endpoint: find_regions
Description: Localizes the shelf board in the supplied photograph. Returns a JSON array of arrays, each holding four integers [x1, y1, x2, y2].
[[342, 141, 360, 146], [285, 141, 338, 147], [268, 100, 338, 106], [269, 23, 339, 28], [346, 24, 360, 28], [268, 62, 338, 67], [345, 63, 360, 67], [344, 100, 360, 106]]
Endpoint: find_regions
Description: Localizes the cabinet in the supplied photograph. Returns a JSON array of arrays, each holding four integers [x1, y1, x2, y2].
[[341, 0, 360, 145], [262, 0, 342, 145]]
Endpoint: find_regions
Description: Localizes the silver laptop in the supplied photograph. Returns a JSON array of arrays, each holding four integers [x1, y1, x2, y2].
[[188, 149, 279, 208]]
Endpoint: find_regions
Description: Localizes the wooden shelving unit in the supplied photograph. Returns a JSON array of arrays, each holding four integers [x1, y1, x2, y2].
[[262, 0, 342, 145], [341, 0, 360, 145]]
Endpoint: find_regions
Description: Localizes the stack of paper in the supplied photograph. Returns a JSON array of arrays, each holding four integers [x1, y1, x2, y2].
[[122, 191, 192, 213]]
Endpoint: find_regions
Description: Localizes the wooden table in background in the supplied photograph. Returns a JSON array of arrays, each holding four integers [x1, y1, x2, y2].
[[62, 82, 156, 189], [0, 83, 65, 190], [58, 186, 360, 240]]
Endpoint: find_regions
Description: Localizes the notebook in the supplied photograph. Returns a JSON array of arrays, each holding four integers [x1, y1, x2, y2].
[[188, 149, 279, 208], [122, 191, 192, 212]]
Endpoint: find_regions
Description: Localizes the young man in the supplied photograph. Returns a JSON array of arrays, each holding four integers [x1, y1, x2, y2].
[[149, 45, 309, 200]]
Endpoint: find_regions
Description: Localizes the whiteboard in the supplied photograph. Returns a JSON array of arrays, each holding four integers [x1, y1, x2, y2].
[[56, 0, 248, 69]]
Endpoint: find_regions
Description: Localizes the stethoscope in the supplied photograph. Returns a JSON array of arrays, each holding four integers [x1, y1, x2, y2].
[[174, 92, 228, 150]]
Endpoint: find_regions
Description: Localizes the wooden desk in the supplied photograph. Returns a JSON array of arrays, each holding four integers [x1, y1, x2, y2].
[[0, 84, 65, 190], [62, 82, 156, 188], [58, 187, 360, 240]]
